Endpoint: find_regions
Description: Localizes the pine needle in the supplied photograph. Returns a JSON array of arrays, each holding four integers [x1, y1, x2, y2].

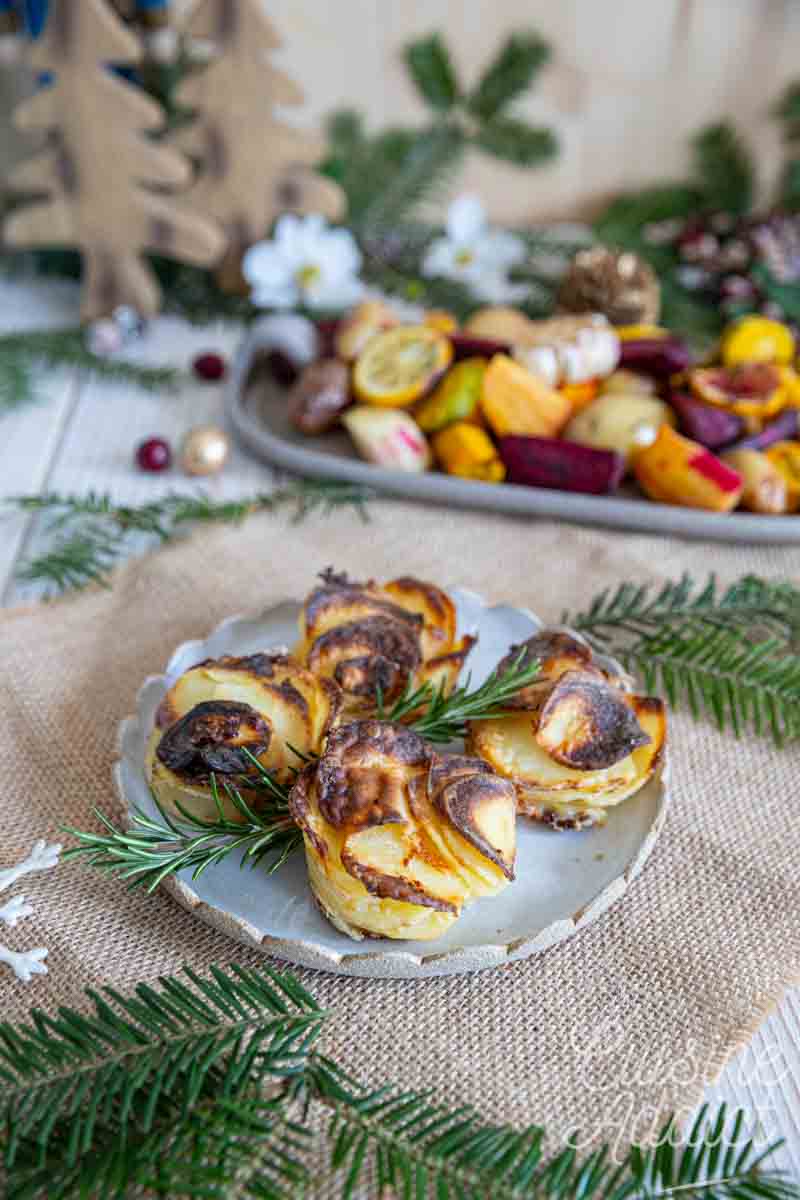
[[8, 482, 374, 596]]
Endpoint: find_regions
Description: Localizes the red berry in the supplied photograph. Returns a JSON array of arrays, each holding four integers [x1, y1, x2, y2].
[[193, 351, 227, 381], [136, 437, 172, 473]]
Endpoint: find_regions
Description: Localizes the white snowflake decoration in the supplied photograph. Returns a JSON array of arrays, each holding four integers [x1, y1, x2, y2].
[[0, 840, 61, 983]]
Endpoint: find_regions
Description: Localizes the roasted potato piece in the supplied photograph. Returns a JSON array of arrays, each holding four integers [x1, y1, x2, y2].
[[289, 721, 516, 940], [535, 669, 651, 769], [147, 652, 340, 820], [565, 392, 674, 462], [468, 695, 665, 829], [297, 569, 474, 715]]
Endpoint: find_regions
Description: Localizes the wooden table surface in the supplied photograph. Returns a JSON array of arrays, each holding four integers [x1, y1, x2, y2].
[[1, 277, 798, 1173]]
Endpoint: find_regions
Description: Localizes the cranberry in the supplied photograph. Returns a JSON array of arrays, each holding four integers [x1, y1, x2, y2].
[[193, 351, 227, 382], [135, 436, 172, 473]]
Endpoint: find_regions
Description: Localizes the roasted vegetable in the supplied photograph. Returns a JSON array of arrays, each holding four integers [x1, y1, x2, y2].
[[600, 369, 658, 395], [615, 324, 670, 342], [764, 441, 800, 512], [481, 354, 572, 438], [468, 630, 665, 830], [287, 359, 351, 435], [433, 422, 506, 482], [560, 379, 599, 413], [633, 424, 743, 512], [352, 325, 453, 407], [334, 299, 398, 362], [499, 435, 625, 494], [619, 337, 691, 377], [289, 722, 516, 940], [423, 309, 458, 333], [342, 406, 431, 472], [721, 449, 789, 514], [463, 305, 533, 343], [296, 569, 475, 715], [449, 332, 510, 360], [415, 358, 486, 433], [725, 408, 800, 453], [720, 315, 795, 367], [146, 653, 341, 820], [512, 314, 620, 386], [668, 391, 743, 449], [565, 391, 674, 461], [689, 364, 788, 428]]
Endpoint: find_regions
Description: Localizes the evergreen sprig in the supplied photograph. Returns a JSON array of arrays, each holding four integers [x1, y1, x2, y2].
[[380, 649, 540, 743], [65, 752, 300, 893], [0, 328, 182, 413], [565, 573, 800, 744], [0, 960, 795, 1200], [8, 482, 374, 595]]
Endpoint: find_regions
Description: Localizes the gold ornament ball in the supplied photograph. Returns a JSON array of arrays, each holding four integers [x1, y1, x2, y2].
[[558, 246, 661, 326], [180, 425, 230, 476]]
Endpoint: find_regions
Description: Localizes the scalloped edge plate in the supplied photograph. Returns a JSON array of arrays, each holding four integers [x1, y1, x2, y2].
[[113, 589, 670, 978], [226, 314, 800, 544]]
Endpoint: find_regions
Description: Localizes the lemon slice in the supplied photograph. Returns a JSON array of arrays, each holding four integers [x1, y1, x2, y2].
[[353, 326, 453, 408]]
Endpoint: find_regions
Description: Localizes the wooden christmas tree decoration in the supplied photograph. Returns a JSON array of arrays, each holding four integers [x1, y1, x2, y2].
[[3, 0, 225, 320], [174, 0, 343, 276]]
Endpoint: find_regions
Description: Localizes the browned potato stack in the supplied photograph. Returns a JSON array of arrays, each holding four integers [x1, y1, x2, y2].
[[469, 630, 666, 829], [147, 652, 341, 821], [295, 569, 475, 715], [289, 720, 516, 940]]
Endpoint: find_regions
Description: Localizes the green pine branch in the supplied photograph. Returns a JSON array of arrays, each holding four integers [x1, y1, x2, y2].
[[404, 33, 461, 112], [691, 122, 755, 216], [565, 574, 800, 744], [466, 32, 551, 122], [0, 961, 795, 1200], [0, 329, 182, 415], [7, 482, 374, 596]]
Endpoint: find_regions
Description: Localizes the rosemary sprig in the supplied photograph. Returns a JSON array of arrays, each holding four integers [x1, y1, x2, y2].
[[566, 573, 800, 744], [385, 649, 539, 743], [65, 750, 301, 891], [0, 327, 182, 413], [0, 959, 795, 1200], [9, 481, 374, 595]]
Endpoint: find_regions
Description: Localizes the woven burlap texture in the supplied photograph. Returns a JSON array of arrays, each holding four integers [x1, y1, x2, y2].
[[1, 500, 799, 1167]]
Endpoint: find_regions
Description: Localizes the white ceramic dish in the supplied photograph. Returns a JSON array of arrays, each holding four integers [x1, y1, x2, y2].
[[226, 314, 800, 544], [114, 589, 670, 978]]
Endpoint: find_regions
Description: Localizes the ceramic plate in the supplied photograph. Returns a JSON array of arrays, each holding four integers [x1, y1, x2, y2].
[[114, 589, 670, 978], [226, 314, 800, 545]]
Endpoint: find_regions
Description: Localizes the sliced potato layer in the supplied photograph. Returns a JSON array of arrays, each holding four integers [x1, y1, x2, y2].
[[289, 720, 516, 940], [469, 628, 665, 830], [296, 569, 474, 715], [147, 652, 340, 821]]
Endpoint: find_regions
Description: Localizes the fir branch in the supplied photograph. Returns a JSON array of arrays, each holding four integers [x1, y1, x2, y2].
[[382, 649, 541, 744], [691, 122, 755, 216], [467, 31, 551, 122], [0, 328, 182, 413], [8, 482, 374, 596], [404, 33, 461, 112], [565, 574, 800, 744], [472, 117, 558, 166], [2, 961, 794, 1200], [64, 753, 301, 892]]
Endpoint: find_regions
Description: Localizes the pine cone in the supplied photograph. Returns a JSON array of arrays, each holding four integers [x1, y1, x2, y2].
[[558, 247, 660, 325]]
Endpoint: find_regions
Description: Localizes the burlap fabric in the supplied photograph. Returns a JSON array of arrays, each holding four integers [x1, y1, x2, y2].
[[1, 501, 799, 1188]]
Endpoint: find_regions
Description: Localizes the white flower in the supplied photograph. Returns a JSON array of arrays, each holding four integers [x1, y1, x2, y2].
[[421, 195, 527, 302], [243, 214, 365, 311]]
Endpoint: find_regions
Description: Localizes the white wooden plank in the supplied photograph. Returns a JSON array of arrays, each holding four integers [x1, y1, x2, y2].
[[0, 277, 82, 596], [7, 316, 275, 605]]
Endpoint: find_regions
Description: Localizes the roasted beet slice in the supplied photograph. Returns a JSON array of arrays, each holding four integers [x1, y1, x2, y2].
[[668, 391, 743, 449], [619, 337, 692, 377], [499, 436, 625, 494], [724, 408, 800, 453], [448, 332, 511, 361]]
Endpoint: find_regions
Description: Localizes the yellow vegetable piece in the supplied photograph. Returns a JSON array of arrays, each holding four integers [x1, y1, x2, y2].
[[615, 324, 670, 341], [559, 379, 599, 413], [764, 441, 800, 512], [416, 358, 486, 433], [463, 306, 533, 343], [481, 354, 572, 438], [423, 309, 458, 334], [633, 423, 743, 512], [433, 422, 506, 482], [721, 316, 796, 367], [721, 449, 789, 515], [352, 325, 453, 408]]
